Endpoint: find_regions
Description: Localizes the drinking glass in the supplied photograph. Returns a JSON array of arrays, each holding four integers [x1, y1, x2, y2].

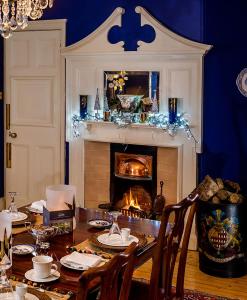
[[8, 192, 18, 219], [108, 211, 122, 236], [0, 212, 14, 299]]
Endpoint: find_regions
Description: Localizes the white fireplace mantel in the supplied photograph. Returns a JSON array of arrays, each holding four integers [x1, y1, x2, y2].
[[62, 6, 212, 208]]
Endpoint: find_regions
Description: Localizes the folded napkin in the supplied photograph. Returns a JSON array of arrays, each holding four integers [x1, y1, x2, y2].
[[31, 200, 46, 212], [64, 252, 102, 268]]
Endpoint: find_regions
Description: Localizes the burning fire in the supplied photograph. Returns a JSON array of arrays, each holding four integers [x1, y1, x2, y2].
[[123, 188, 141, 210]]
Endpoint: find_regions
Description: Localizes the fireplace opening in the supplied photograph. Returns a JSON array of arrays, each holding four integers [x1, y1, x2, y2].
[[110, 143, 157, 214]]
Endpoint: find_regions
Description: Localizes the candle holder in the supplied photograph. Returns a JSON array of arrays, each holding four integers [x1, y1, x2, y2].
[[103, 111, 111, 121], [168, 98, 177, 124], [79, 95, 88, 119], [140, 112, 147, 123]]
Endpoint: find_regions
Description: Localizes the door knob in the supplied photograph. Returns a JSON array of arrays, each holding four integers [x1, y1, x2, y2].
[[9, 131, 17, 138]]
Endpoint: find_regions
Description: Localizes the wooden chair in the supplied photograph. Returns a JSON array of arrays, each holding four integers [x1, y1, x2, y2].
[[130, 193, 199, 300], [78, 242, 138, 300]]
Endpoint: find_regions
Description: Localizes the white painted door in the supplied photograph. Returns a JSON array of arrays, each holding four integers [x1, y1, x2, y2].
[[5, 29, 64, 208]]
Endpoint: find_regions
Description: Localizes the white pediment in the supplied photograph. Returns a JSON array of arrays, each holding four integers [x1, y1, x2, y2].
[[62, 7, 125, 55], [62, 6, 211, 55], [135, 6, 211, 54]]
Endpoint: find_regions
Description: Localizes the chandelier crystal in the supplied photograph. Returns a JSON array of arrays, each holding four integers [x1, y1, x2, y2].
[[0, 0, 54, 39]]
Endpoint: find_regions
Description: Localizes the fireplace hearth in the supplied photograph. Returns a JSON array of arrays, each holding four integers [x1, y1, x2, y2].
[[110, 143, 157, 215]]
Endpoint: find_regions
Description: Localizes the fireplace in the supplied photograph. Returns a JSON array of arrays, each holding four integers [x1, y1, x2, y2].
[[110, 143, 157, 214]]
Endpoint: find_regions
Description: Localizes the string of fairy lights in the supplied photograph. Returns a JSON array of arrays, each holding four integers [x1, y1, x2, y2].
[[71, 112, 198, 145]]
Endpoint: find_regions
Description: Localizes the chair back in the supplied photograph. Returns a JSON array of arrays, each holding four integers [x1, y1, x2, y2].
[[78, 242, 138, 300], [149, 193, 198, 300]]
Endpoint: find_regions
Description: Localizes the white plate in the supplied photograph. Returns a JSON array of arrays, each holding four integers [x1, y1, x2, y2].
[[97, 233, 139, 247], [25, 269, 60, 283], [236, 68, 247, 97], [88, 219, 112, 228], [8, 211, 28, 222], [1, 292, 38, 300], [60, 253, 103, 271], [12, 244, 35, 255]]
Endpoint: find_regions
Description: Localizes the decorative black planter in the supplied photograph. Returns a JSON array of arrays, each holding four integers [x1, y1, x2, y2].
[[197, 200, 247, 277]]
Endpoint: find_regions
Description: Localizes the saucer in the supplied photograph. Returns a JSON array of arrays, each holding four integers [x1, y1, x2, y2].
[[25, 269, 60, 283], [88, 219, 112, 229], [12, 244, 35, 255]]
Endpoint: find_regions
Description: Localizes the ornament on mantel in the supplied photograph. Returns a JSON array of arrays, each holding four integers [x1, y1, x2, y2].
[[151, 90, 158, 113], [94, 88, 101, 118], [103, 88, 109, 112]]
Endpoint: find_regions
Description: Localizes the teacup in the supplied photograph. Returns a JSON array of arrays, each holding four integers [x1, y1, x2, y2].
[[121, 228, 131, 241], [15, 283, 27, 300], [32, 255, 58, 279]]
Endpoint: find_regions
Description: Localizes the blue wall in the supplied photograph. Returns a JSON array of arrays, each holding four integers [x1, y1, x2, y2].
[[43, 0, 203, 46], [1, 0, 247, 196], [200, 1, 247, 192], [0, 38, 3, 197]]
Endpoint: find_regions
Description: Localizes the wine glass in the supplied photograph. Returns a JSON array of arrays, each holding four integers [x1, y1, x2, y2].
[[8, 192, 18, 219], [0, 212, 14, 299], [108, 211, 122, 236]]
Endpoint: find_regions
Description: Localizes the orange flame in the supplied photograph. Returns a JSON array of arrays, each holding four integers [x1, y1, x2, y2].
[[123, 188, 141, 210]]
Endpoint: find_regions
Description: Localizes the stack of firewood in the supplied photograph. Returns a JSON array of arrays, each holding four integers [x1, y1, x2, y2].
[[196, 175, 246, 204]]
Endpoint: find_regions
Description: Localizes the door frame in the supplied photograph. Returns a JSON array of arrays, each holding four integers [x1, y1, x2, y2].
[[4, 19, 67, 204]]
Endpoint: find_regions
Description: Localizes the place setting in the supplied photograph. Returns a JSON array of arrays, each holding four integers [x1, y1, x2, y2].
[[2, 192, 31, 226], [89, 211, 147, 251], [25, 255, 60, 283], [11, 283, 52, 300]]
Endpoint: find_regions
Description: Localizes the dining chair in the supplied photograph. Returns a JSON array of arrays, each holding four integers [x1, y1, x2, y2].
[[78, 241, 138, 300], [130, 193, 199, 300]]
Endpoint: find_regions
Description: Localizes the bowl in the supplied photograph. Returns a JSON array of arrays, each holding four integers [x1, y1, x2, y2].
[[30, 225, 57, 242], [117, 94, 143, 112]]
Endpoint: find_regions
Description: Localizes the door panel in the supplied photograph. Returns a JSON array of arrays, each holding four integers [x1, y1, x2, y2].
[[10, 144, 30, 207], [5, 30, 64, 208], [11, 77, 54, 126]]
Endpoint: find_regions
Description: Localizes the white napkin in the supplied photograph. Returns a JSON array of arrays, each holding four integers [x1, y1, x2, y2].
[[31, 200, 46, 212], [64, 252, 102, 268], [0, 212, 11, 241]]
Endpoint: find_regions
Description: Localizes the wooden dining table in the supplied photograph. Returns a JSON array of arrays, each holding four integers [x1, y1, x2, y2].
[[11, 208, 160, 299]]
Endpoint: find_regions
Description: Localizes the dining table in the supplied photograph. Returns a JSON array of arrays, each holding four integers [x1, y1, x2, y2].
[[10, 207, 161, 299]]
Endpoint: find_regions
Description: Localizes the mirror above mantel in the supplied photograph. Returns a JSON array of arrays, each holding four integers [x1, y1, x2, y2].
[[104, 71, 160, 113]]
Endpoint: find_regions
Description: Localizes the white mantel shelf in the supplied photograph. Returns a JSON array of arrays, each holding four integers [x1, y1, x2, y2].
[[81, 120, 196, 129], [78, 119, 199, 151]]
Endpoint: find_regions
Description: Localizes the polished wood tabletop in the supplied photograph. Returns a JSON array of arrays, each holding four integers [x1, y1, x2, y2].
[[11, 208, 160, 298]]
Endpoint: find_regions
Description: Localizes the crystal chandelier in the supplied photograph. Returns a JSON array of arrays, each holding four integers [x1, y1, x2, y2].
[[0, 0, 54, 39]]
